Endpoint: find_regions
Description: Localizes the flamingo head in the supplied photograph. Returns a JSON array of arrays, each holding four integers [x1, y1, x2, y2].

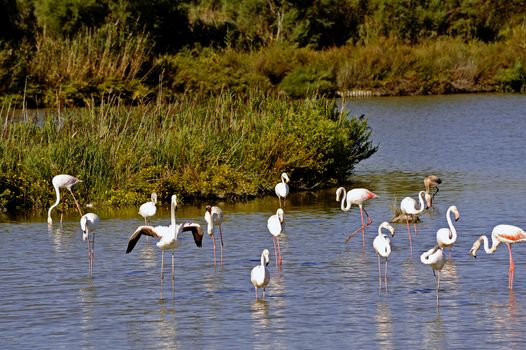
[[151, 192, 158, 204], [80, 216, 89, 241], [262, 249, 270, 266], [205, 205, 212, 213], [468, 238, 482, 258], [276, 208, 285, 223], [281, 172, 290, 183], [381, 222, 395, 237], [451, 206, 460, 221]]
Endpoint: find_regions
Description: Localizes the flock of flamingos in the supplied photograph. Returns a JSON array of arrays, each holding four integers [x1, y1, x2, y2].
[[46, 172, 526, 304]]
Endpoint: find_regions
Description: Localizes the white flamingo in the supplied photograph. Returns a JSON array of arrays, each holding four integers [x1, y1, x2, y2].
[[420, 245, 445, 305], [48, 174, 83, 224], [372, 222, 395, 292], [204, 205, 224, 267], [436, 205, 460, 257], [251, 249, 270, 299], [275, 172, 290, 208], [400, 191, 428, 253], [336, 186, 378, 246], [126, 194, 204, 299], [267, 208, 285, 266], [469, 224, 526, 289], [139, 192, 157, 225], [80, 213, 100, 277]]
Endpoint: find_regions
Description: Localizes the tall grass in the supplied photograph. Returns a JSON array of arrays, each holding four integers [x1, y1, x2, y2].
[[0, 92, 376, 211]]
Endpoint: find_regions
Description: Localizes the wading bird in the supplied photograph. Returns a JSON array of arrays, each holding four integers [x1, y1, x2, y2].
[[267, 208, 285, 266], [372, 222, 395, 292], [436, 205, 460, 257], [420, 245, 445, 305], [204, 205, 224, 267], [48, 174, 83, 224], [126, 194, 204, 299], [80, 213, 100, 277], [336, 186, 378, 246], [468, 224, 526, 289], [424, 175, 442, 205], [275, 172, 290, 208], [139, 192, 157, 225], [251, 249, 270, 300], [400, 191, 429, 253]]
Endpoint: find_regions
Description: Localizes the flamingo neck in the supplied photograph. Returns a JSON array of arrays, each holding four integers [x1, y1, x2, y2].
[[415, 191, 426, 214], [480, 235, 500, 254], [206, 213, 214, 235], [47, 185, 61, 223], [338, 189, 352, 211], [445, 207, 457, 243]]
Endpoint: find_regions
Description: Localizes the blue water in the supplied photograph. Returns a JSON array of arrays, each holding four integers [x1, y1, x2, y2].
[[1, 94, 526, 349]]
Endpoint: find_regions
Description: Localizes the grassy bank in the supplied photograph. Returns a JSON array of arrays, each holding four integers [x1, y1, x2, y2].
[[1, 24, 525, 109], [0, 93, 376, 212]]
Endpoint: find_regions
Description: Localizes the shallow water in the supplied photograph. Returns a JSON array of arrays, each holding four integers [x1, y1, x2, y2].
[[1, 94, 526, 349]]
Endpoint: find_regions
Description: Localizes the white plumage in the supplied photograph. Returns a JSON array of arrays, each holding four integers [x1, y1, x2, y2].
[[275, 172, 290, 208], [139, 192, 157, 225], [251, 249, 270, 299], [267, 208, 285, 266], [80, 212, 100, 277], [48, 174, 83, 224], [204, 205, 224, 266]]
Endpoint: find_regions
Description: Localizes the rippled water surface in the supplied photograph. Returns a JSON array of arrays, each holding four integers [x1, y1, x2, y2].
[[2, 94, 526, 349]]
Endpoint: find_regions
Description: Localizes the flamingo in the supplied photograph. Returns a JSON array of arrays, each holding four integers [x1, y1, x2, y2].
[[47, 174, 83, 224], [204, 205, 224, 267], [126, 194, 204, 299], [80, 213, 100, 277], [424, 175, 442, 205], [436, 205, 460, 257], [250, 249, 270, 299], [420, 245, 445, 305], [372, 222, 395, 292], [400, 191, 428, 253], [336, 186, 378, 246], [139, 192, 157, 225], [267, 208, 285, 266], [275, 172, 290, 208], [468, 224, 526, 289]]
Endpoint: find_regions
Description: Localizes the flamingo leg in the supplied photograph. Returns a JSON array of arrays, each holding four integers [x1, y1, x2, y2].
[[377, 254, 381, 291], [68, 189, 83, 217], [359, 207, 366, 247], [406, 218, 413, 255], [507, 243, 515, 289], [61, 199, 65, 223], [263, 287, 266, 299], [384, 259, 388, 292], [277, 238, 282, 266], [212, 235, 217, 268], [413, 222, 418, 236], [255, 287, 258, 300], [436, 270, 441, 305], [272, 236, 279, 266], [219, 225, 224, 267], [160, 251, 164, 300], [172, 251, 175, 295]]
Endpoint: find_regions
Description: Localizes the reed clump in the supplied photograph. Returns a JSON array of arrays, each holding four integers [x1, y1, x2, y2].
[[0, 92, 376, 212]]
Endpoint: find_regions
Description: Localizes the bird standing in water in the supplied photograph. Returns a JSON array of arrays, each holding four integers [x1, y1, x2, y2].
[[275, 172, 290, 208], [126, 195, 203, 299], [372, 222, 395, 292], [420, 245, 445, 305], [469, 224, 526, 289], [251, 249, 270, 299], [204, 205, 224, 267], [81, 213, 100, 277], [336, 186, 378, 247]]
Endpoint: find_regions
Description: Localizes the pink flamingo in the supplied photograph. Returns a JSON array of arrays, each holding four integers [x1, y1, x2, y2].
[[336, 186, 378, 246], [469, 224, 526, 289]]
